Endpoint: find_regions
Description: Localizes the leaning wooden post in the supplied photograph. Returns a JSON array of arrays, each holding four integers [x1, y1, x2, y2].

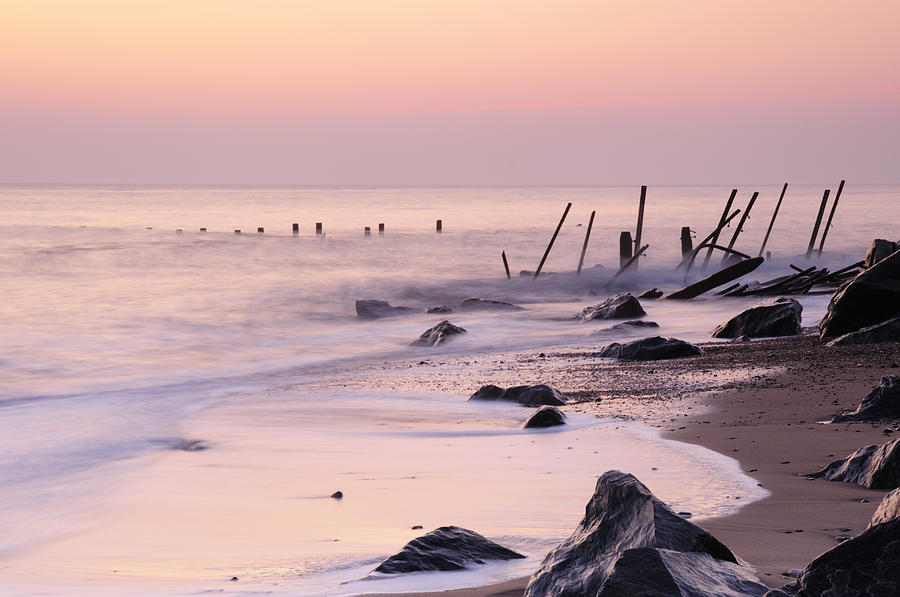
[[704, 189, 738, 268], [721, 191, 758, 265], [758, 182, 788, 257], [436, 219, 442, 233], [315, 222, 323, 236], [805, 189, 830, 259], [817, 179, 845, 257], [576, 210, 596, 275], [633, 185, 647, 271], [612, 244, 649, 280], [292, 223, 299, 235], [680, 227, 693, 258], [534, 202, 572, 278], [501, 251, 511, 279], [619, 231, 633, 269]]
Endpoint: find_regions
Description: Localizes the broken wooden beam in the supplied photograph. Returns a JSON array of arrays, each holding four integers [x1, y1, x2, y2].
[[667, 256, 765, 300]]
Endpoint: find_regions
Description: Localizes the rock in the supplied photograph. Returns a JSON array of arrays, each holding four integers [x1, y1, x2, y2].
[[426, 305, 453, 314], [574, 293, 646, 321], [869, 488, 900, 528], [827, 316, 900, 346], [638, 288, 663, 299], [330, 491, 343, 499], [459, 297, 524, 311], [863, 238, 898, 269], [410, 320, 467, 347], [374, 526, 525, 573], [525, 471, 765, 597], [819, 248, 900, 339], [355, 299, 416, 320], [469, 384, 568, 407], [711, 297, 802, 339], [808, 438, 900, 489], [763, 518, 900, 597], [598, 336, 703, 361], [832, 376, 900, 422], [610, 320, 659, 331], [523, 406, 566, 428]]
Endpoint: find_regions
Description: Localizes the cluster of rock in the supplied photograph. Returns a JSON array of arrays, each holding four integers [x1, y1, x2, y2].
[[373, 526, 525, 573], [711, 297, 802, 339], [469, 384, 568, 407], [355, 296, 523, 320]]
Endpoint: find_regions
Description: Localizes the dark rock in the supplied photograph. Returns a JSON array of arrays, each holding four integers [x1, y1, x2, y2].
[[574, 293, 646, 321], [330, 491, 343, 499], [808, 438, 900, 489], [832, 376, 900, 422], [598, 336, 703, 361], [374, 526, 525, 573], [459, 297, 524, 311], [525, 471, 765, 597], [638, 288, 663, 299], [819, 249, 900, 339], [469, 384, 568, 407], [523, 406, 566, 428], [411, 525, 423, 530], [610, 320, 660, 331], [863, 238, 898, 269], [426, 305, 454, 314], [763, 519, 900, 597], [355, 299, 416, 320], [827, 316, 900, 346], [168, 438, 206, 451], [711, 297, 802, 339], [410, 320, 467, 347], [869, 488, 900, 528]]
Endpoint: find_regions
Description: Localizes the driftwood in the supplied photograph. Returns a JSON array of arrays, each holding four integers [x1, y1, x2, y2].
[[721, 261, 861, 297], [534, 203, 572, 277], [667, 256, 764, 300]]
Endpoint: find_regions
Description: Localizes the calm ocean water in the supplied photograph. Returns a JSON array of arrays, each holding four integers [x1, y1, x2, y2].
[[0, 184, 896, 595]]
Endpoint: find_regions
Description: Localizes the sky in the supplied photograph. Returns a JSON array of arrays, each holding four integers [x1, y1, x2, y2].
[[1, 0, 899, 185]]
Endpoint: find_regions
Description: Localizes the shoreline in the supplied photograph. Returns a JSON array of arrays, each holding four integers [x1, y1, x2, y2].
[[376, 334, 899, 596]]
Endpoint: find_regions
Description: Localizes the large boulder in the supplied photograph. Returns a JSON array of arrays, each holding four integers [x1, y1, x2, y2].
[[763, 518, 900, 597], [598, 336, 702, 361], [711, 297, 802, 339], [808, 438, 900, 489], [374, 526, 525, 573], [863, 238, 898, 269], [459, 297, 524, 311], [574, 293, 646, 321], [355, 299, 416, 320], [831, 376, 900, 422], [469, 384, 568, 407], [410, 320, 467, 347], [523, 406, 566, 429], [819, 248, 900, 339], [869, 488, 900, 528], [827, 316, 900, 346], [525, 471, 765, 597]]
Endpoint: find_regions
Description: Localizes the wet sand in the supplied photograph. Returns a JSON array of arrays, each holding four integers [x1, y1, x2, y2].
[[380, 334, 899, 596]]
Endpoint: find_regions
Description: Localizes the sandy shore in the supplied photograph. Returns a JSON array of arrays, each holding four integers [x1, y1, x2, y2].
[[376, 334, 899, 596]]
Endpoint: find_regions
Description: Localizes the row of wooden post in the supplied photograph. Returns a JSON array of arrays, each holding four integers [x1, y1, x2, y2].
[[176, 220, 444, 236]]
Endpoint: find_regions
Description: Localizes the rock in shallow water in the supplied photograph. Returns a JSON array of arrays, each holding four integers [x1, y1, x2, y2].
[[374, 526, 525, 573], [355, 299, 416, 320], [574, 292, 646, 321], [469, 384, 568, 407], [525, 470, 765, 597], [410, 320, 467, 347], [598, 336, 702, 361], [711, 297, 802, 339], [523, 405, 566, 428], [459, 297, 523, 311], [832, 375, 900, 422], [819, 248, 900, 339], [808, 438, 900, 489]]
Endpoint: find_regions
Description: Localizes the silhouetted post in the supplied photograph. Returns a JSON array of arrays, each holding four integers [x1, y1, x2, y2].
[[501, 251, 511, 279], [364, 226, 371, 236], [378, 223, 384, 235], [806, 189, 830, 259], [817, 179, 845, 257], [534, 202, 572, 278], [680, 227, 693, 258], [316, 222, 323, 236], [257, 227, 264, 234], [576, 210, 596, 275], [619, 231, 633, 269], [704, 189, 738, 268], [633, 185, 646, 271], [613, 244, 648, 280], [234, 229, 241, 235], [721, 191, 758, 265], [436, 219, 442, 233], [292, 223, 299, 235], [200, 227, 207, 232], [176, 229, 183, 234], [758, 182, 788, 257]]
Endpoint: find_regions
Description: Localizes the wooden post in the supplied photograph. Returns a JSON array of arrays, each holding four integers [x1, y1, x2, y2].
[[200, 227, 207, 232], [704, 189, 738, 267], [316, 222, 323, 236], [364, 226, 371, 236], [378, 223, 384, 235], [292, 223, 299, 235], [633, 185, 646, 272], [758, 182, 788, 257], [534, 202, 572, 278], [805, 189, 830, 259], [257, 227, 264, 234], [619, 231, 633, 269], [176, 229, 183, 234], [721, 191, 758, 265], [234, 229, 241, 235], [678, 208, 742, 272], [817, 179, 845, 257], [501, 251, 511, 279], [680, 227, 693, 258], [576, 210, 596, 275], [436, 219, 442, 233]]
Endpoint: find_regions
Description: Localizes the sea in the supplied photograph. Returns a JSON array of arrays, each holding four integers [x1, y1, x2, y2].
[[0, 184, 896, 595]]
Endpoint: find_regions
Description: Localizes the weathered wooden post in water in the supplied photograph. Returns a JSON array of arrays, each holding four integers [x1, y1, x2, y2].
[[378, 223, 384, 235], [292, 223, 299, 235], [234, 229, 241, 235], [576, 210, 596, 275], [364, 226, 371, 237], [501, 251, 511, 279], [200, 227, 207, 232], [316, 222, 323, 236], [805, 189, 830, 259], [680, 227, 693, 258], [704, 189, 738, 268], [533, 202, 572, 278], [436, 219, 442, 233], [721, 191, 758, 265], [633, 186, 646, 271], [817, 179, 845, 257], [619, 231, 633, 269], [257, 227, 264, 234], [758, 182, 788, 257]]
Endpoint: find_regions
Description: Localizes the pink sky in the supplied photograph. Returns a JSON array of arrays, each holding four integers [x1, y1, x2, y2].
[[2, 1, 898, 184]]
